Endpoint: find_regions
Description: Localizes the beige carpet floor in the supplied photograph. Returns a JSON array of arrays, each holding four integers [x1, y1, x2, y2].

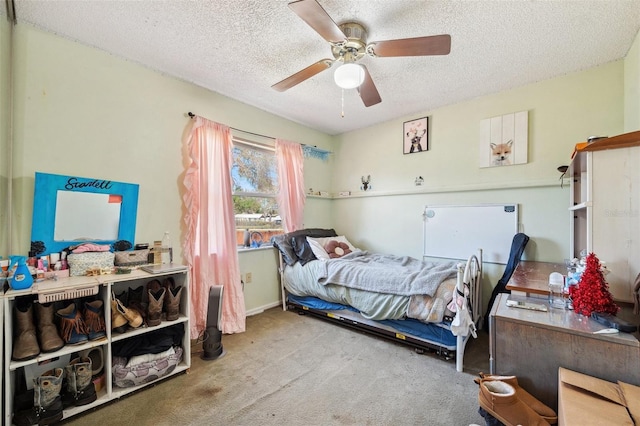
[[62, 307, 490, 426]]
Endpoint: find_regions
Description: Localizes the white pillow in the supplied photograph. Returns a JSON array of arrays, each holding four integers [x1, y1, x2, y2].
[[307, 235, 358, 260], [306, 237, 330, 260]]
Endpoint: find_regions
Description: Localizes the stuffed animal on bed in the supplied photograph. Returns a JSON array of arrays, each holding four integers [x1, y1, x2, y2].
[[325, 240, 352, 258]]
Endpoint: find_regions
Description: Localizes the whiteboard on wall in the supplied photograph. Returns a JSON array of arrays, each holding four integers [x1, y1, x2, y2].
[[423, 204, 519, 264]]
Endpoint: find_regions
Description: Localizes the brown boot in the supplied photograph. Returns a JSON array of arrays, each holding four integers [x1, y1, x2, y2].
[[115, 297, 143, 328], [479, 373, 557, 424], [126, 285, 147, 326], [12, 298, 41, 361], [110, 294, 129, 333], [35, 302, 65, 353], [164, 285, 182, 321], [162, 277, 175, 309], [147, 279, 162, 294], [128, 285, 144, 306], [147, 287, 166, 326], [478, 379, 548, 426]]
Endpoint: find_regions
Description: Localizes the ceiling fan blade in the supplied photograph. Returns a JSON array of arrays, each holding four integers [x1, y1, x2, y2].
[[272, 59, 333, 92], [358, 65, 381, 107], [288, 0, 346, 43], [368, 34, 451, 57]]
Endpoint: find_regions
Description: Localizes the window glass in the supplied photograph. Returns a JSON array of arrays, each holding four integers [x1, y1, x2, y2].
[[232, 138, 283, 247]]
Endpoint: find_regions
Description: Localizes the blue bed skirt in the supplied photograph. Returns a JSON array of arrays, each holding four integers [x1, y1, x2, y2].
[[287, 294, 457, 348]]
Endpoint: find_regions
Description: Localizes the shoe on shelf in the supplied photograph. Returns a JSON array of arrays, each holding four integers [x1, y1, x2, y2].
[[162, 277, 175, 308], [62, 357, 97, 408], [56, 303, 89, 345], [128, 285, 144, 306], [125, 285, 147, 327], [115, 296, 143, 329], [147, 287, 166, 326], [83, 300, 107, 341], [147, 279, 162, 294], [13, 368, 64, 426], [12, 298, 41, 361], [114, 289, 128, 308], [80, 346, 105, 377], [164, 285, 183, 321], [35, 302, 65, 353], [110, 292, 129, 333]]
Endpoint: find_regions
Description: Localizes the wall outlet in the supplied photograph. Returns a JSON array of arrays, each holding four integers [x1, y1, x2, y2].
[[245, 272, 252, 283]]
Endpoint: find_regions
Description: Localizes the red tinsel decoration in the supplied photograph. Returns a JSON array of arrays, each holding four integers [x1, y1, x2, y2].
[[569, 253, 618, 316]]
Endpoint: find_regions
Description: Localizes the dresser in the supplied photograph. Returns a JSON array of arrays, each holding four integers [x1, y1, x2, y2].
[[489, 293, 640, 411]]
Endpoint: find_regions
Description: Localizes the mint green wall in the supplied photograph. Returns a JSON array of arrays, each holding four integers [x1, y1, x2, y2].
[[625, 30, 640, 131], [9, 24, 333, 313], [0, 16, 10, 258], [331, 61, 625, 305], [332, 61, 624, 258]]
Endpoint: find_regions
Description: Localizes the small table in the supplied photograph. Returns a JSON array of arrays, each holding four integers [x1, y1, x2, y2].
[[489, 293, 640, 411], [506, 261, 567, 297]]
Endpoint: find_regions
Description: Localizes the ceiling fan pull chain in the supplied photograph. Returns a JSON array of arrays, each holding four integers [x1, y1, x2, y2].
[[341, 88, 345, 118]]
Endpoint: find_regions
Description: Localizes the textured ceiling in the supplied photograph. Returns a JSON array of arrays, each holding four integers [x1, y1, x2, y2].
[[8, 0, 640, 135]]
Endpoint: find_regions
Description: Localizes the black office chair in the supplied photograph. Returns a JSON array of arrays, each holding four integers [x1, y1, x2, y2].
[[484, 233, 530, 327]]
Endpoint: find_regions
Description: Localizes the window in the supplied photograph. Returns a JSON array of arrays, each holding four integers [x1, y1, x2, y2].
[[232, 137, 283, 247]]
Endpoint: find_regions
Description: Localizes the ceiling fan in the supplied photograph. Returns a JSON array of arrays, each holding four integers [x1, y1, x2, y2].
[[271, 0, 451, 107]]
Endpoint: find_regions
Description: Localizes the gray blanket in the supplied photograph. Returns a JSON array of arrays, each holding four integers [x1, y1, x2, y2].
[[317, 251, 458, 297]]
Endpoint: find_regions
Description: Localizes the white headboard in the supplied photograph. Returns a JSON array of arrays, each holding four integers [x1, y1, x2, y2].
[[423, 204, 519, 264]]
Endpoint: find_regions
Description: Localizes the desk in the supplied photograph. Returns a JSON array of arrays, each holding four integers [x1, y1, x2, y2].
[[506, 261, 566, 297], [489, 293, 640, 411]]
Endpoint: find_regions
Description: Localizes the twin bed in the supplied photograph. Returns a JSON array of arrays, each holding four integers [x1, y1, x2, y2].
[[272, 228, 483, 372]]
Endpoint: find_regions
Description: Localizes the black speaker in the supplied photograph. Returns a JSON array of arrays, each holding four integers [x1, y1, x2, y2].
[[201, 285, 225, 361]]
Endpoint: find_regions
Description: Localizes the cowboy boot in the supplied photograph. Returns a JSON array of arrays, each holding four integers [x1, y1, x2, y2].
[[478, 379, 548, 426], [164, 285, 183, 321], [80, 346, 105, 377], [13, 369, 34, 414], [83, 300, 107, 341], [13, 368, 64, 426], [114, 289, 128, 307], [115, 297, 143, 328], [128, 285, 144, 306], [62, 357, 97, 407], [478, 373, 557, 424], [147, 287, 166, 326], [162, 277, 175, 311], [127, 285, 147, 326], [110, 293, 129, 333], [12, 298, 41, 361], [55, 303, 89, 345], [35, 302, 65, 353]]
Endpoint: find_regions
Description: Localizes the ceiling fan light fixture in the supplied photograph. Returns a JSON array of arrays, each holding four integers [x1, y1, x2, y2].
[[334, 63, 365, 89]]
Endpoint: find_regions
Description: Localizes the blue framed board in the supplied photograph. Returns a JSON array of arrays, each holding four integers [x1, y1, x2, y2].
[[31, 172, 139, 255], [423, 204, 519, 264]]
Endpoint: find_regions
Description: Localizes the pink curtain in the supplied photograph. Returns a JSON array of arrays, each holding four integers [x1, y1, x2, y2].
[[182, 116, 245, 337], [275, 139, 306, 232]]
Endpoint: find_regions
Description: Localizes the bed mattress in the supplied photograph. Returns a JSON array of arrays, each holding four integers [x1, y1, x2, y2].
[[282, 257, 457, 323]]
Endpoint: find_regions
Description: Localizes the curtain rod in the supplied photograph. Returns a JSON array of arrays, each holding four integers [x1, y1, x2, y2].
[[186, 111, 332, 159], [188, 111, 276, 142]]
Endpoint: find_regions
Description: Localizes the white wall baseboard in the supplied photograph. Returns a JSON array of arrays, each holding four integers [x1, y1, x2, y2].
[[246, 300, 282, 317]]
